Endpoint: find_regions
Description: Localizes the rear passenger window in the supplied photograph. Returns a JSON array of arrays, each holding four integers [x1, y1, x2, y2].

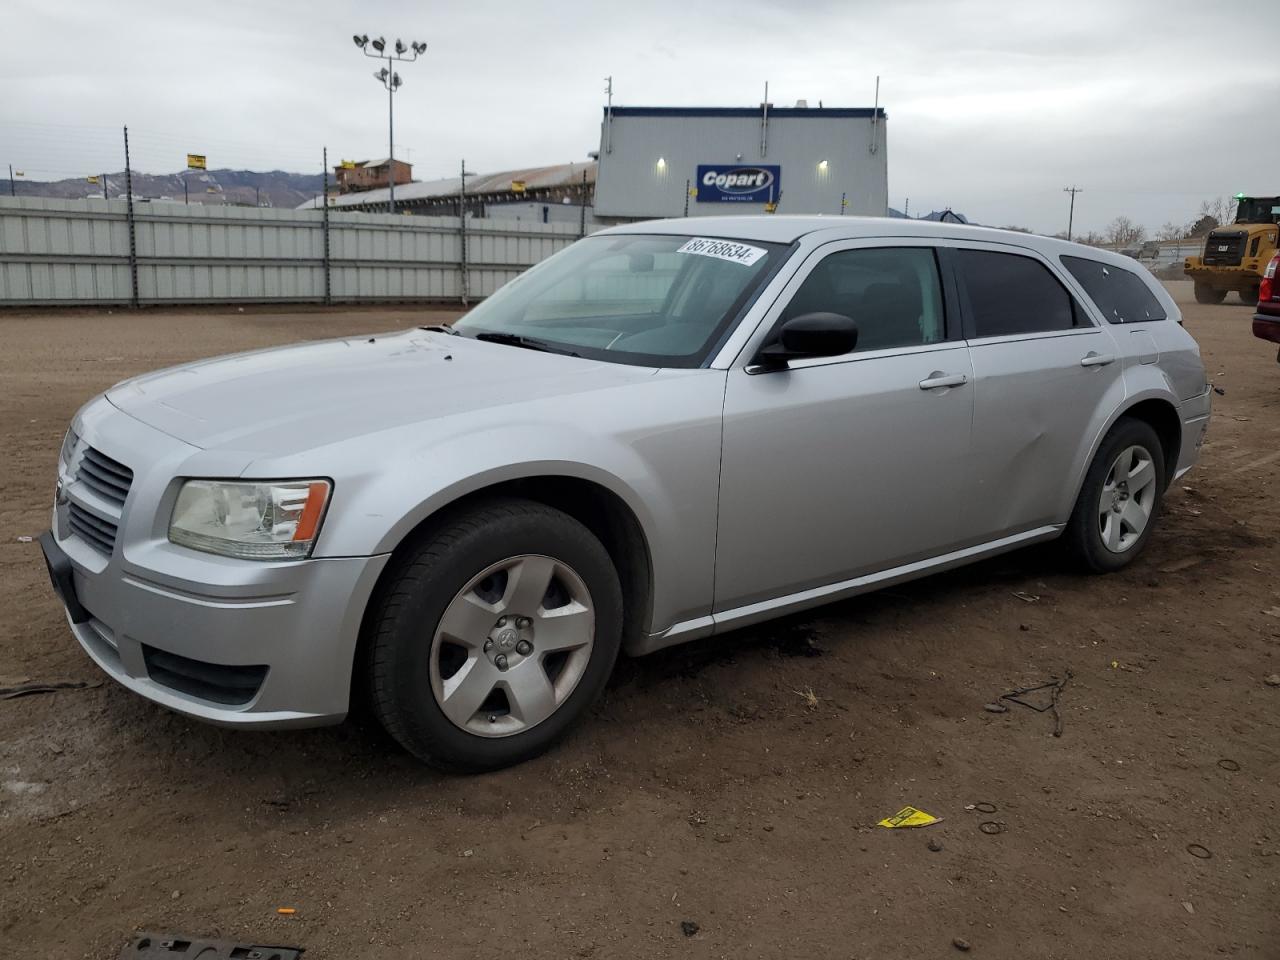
[[781, 247, 946, 351], [1061, 255, 1167, 324], [955, 250, 1080, 338]]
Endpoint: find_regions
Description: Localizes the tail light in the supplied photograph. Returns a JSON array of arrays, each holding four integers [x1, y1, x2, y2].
[[1262, 254, 1280, 302]]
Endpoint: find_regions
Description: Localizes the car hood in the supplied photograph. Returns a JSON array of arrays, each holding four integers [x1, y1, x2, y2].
[[106, 329, 660, 455]]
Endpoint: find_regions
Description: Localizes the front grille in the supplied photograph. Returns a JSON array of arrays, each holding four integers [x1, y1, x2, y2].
[[1203, 232, 1245, 266], [141, 645, 269, 705], [66, 445, 132, 556], [76, 446, 133, 508], [68, 501, 118, 554]]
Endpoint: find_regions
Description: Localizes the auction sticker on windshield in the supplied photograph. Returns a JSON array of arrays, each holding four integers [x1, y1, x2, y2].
[[676, 237, 767, 267]]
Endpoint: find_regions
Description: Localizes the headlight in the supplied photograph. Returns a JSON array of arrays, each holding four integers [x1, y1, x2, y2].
[[168, 479, 332, 561], [59, 427, 80, 470]]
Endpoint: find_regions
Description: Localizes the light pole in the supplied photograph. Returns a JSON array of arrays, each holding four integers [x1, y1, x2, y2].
[[352, 34, 426, 214]]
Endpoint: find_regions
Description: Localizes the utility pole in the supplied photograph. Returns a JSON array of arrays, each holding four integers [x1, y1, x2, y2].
[[353, 34, 427, 214], [322, 147, 332, 306], [604, 75, 614, 154], [8, 164, 15, 196], [459, 158, 470, 306], [580, 168, 588, 237], [124, 126, 139, 308], [1063, 186, 1083, 241], [683, 179, 691, 217]]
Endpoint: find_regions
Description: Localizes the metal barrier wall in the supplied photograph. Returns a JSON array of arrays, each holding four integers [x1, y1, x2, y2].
[[0, 197, 585, 306]]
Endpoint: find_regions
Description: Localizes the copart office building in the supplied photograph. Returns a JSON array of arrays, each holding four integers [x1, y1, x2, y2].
[[591, 102, 888, 224]]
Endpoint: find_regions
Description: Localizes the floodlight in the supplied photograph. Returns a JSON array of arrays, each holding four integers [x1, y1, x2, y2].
[[352, 34, 367, 47], [395, 39, 406, 54], [371, 36, 385, 51]]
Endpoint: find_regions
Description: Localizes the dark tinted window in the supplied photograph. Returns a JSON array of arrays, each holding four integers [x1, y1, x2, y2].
[[956, 250, 1079, 338], [781, 247, 945, 351], [1060, 255, 1167, 324]]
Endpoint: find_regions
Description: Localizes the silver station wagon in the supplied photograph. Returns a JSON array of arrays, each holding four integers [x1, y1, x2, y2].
[[41, 216, 1212, 771]]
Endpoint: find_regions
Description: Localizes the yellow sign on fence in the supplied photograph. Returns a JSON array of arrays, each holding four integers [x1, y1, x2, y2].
[[511, 180, 526, 194], [186, 154, 207, 170], [86, 175, 99, 184]]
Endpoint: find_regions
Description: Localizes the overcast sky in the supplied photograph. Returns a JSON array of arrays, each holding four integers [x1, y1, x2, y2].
[[3, 0, 1274, 235]]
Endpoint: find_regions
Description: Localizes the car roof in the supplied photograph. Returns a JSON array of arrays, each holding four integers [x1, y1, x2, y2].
[[598, 215, 1145, 270]]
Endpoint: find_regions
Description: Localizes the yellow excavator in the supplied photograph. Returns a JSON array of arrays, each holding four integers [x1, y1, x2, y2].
[[1185, 194, 1280, 304]]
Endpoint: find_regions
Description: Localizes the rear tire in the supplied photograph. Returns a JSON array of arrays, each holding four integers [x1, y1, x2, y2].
[[367, 498, 623, 772], [1064, 418, 1166, 574], [1193, 282, 1226, 304]]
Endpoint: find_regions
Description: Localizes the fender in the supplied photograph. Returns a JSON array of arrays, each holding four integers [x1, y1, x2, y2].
[[1061, 382, 1182, 522], [276, 371, 729, 638]]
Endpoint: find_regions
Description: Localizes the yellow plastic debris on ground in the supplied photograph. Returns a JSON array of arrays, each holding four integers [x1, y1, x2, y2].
[[877, 806, 942, 828]]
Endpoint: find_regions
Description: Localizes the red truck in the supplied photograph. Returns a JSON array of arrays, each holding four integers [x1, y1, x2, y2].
[[1256, 253, 1280, 364]]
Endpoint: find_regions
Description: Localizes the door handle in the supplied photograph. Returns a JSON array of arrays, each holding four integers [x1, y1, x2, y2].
[[918, 373, 968, 390], [1080, 352, 1116, 367]]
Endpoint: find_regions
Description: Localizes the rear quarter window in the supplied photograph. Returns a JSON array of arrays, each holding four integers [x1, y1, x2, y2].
[[1061, 255, 1167, 324], [953, 249, 1081, 337]]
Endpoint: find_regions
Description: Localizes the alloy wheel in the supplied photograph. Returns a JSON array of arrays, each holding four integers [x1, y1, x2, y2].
[[428, 554, 595, 737], [1098, 444, 1157, 553]]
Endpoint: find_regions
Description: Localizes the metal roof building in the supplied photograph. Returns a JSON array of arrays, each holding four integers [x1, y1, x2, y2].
[[592, 104, 888, 223], [300, 162, 595, 215]]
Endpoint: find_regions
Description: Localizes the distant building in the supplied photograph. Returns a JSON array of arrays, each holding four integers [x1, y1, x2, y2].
[[334, 158, 413, 194], [310, 100, 890, 227], [592, 103, 888, 223], [303, 162, 596, 223]]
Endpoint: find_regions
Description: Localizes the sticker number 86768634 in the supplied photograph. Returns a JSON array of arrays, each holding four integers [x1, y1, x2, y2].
[[675, 237, 767, 267]]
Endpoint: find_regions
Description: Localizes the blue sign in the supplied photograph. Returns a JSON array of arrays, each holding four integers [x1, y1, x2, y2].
[[696, 164, 781, 204]]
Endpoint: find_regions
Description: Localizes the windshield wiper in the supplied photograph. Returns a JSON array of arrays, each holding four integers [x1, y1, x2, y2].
[[471, 331, 580, 357], [418, 324, 459, 335]]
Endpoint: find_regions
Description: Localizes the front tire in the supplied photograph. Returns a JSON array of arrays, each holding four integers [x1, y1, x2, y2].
[[1193, 282, 1226, 304], [1064, 418, 1166, 573], [367, 498, 623, 772]]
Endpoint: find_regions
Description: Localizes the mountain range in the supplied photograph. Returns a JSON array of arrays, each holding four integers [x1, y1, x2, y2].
[[5, 168, 325, 209]]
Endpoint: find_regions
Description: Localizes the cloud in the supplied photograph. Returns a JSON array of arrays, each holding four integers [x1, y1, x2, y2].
[[1, 0, 1270, 233]]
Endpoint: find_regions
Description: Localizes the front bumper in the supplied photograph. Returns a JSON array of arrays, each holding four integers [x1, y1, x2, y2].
[[46, 398, 389, 728]]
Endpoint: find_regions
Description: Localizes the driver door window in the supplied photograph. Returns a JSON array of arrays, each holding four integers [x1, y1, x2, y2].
[[781, 247, 946, 352]]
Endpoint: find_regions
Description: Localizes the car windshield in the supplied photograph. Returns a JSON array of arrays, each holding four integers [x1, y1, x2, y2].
[[1233, 198, 1280, 225], [451, 233, 786, 367]]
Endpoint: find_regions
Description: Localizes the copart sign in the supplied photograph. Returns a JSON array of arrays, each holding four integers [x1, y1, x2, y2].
[[696, 164, 781, 204]]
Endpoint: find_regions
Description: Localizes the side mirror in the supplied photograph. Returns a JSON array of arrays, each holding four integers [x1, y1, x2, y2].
[[755, 312, 858, 367]]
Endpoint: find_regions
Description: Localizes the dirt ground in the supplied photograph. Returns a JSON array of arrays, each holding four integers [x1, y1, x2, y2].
[[1, 289, 1277, 960]]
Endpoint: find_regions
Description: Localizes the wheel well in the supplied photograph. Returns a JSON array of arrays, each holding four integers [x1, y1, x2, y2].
[[352, 477, 654, 707], [1120, 398, 1181, 486]]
